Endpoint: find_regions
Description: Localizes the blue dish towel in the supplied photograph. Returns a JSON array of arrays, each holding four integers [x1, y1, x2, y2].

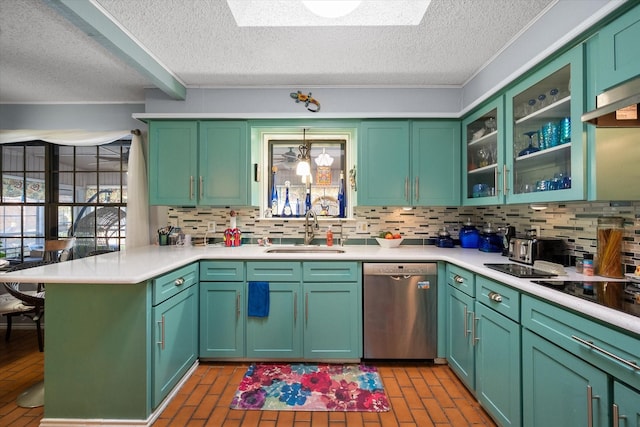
[[248, 281, 270, 317]]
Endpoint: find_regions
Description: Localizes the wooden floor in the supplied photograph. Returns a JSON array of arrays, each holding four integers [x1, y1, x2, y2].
[[1, 329, 497, 427]]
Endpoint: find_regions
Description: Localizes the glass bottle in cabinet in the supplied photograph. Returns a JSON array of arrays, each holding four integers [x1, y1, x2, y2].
[[462, 97, 504, 205], [506, 45, 584, 203]]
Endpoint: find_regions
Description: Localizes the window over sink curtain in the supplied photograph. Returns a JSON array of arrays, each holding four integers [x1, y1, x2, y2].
[[0, 129, 150, 251]]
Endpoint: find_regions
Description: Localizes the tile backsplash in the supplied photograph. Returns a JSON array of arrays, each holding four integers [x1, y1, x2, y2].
[[166, 201, 639, 271]]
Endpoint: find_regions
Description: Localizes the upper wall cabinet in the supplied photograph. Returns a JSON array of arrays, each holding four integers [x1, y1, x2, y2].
[[462, 97, 504, 206], [148, 121, 250, 206], [358, 120, 460, 207], [595, 3, 640, 93], [504, 45, 585, 204]]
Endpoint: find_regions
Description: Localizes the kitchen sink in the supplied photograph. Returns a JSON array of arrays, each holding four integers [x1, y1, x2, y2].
[[264, 246, 345, 254]]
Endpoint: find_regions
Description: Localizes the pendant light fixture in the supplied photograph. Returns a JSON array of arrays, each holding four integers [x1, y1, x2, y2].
[[296, 129, 312, 176]]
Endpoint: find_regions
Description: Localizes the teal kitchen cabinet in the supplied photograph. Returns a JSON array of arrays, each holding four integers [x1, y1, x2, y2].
[[595, 3, 640, 92], [613, 381, 640, 427], [446, 267, 522, 427], [199, 261, 245, 358], [358, 120, 410, 206], [148, 120, 250, 206], [149, 121, 198, 205], [302, 262, 361, 360], [152, 281, 198, 408], [44, 264, 199, 421], [522, 329, 608, 427], [245, 262, 303, 359], [358, 120, 460, 206], [505, 45, 585, 203], [445, 265, 476, 390], [474, 277, 521, 427], [522, 295, 640, 427], [411, 121, 461, 206], [462, 97, 505, 205]]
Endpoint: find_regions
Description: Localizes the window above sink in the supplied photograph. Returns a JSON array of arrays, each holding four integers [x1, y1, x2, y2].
[[255, 126, 357, 220]]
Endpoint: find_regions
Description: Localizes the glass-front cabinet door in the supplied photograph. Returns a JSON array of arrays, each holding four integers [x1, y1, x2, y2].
[[505, 45, 585, 204], [462, 97, 504, 205]]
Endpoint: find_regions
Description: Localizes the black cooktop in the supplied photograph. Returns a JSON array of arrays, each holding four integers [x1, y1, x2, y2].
[[484, 263, 558, 278], [532, 280, 640, 318]]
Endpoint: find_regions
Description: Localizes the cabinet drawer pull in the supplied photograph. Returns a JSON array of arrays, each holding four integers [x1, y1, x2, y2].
[[572, 335, 640, 370], [189, 176, 194, 200], [454, 275, 464, 284], [488, 291, 502, 302], [199, 176, 204, 199], [157, 315, 165, 350], [587, 385, 600, 427], [174, 277, 185, 286], [414, 176, 419, 202]]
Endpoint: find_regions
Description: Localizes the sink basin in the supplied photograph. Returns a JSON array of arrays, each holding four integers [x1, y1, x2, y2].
[[264, 246, 345, 254]]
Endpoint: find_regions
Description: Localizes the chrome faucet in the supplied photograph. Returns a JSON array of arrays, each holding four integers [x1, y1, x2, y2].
[[303, 210, 319, 245]]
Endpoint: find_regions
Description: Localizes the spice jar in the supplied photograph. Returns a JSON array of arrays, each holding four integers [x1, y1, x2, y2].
[[597, 216, 624, 278], [583, 254, 594, 276]]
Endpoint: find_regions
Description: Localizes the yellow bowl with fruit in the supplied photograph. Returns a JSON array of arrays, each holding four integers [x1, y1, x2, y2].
[[375, 232, 403, 248]]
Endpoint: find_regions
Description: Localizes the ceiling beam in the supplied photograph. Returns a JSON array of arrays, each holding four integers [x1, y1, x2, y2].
[[44, 0, 186, 100]]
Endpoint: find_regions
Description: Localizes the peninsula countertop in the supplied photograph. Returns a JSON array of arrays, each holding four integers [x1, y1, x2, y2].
[[3, 244, 639, 335]]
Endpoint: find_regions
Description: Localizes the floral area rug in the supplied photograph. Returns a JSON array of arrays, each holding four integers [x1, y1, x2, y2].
[[230, 363, 390, 412]]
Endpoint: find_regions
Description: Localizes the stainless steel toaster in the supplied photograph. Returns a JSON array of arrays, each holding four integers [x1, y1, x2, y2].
[[508, 237, 567, 265]]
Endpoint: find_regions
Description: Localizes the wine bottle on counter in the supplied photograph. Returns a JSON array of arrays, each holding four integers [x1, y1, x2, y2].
[[305, 187, 312, 214], [282, 181, 293, 217]]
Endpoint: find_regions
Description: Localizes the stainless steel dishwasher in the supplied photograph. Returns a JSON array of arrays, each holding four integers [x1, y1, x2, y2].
[[363, 263, 437, 359]]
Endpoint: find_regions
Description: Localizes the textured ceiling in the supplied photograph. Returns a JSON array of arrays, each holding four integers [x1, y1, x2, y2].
[[0, 0, 556, 104]]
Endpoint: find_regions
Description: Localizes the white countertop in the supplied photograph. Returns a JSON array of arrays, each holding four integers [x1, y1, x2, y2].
[[3, 244, 639, 336]]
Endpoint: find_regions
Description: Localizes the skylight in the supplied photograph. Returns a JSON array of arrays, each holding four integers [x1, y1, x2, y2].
[[227, 0, 431, 27]]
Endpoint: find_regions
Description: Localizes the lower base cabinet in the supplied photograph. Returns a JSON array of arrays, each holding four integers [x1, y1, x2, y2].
[[246, 282, 302, 358], [304, 282, 360, 359], [152, 284, 198, 408], [522, 295, 640, 427], [200, 282, 245, 358], [522, 329, 608, 427]]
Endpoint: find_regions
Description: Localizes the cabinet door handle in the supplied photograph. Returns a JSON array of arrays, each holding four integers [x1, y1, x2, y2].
[[472, 312, 479, 346], [571, 335, 640, 370], [236, 292, 241, 318], [414, 176, 419, 202], [305, 293, 309, 326], [404, 177, 409, 201], [488, 291, 502, 302], [502, 164, 509, 195], [199, 176, 204, 199], [157, 315, 165, 350], [189, 176, 194, 200], [294, 292, 298, 323], [454, 275, 464, 284], [463, 305, 470, 337], [612, 403, 628, 427], [587, 385, 601, 427], [174, 277, 185, 286]]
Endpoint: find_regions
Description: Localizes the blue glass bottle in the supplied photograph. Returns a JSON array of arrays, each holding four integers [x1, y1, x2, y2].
[[282, 181, 293, 217], [270, 166, 278, 216], [337, 171, 346, 218], [305, 187, 312, 214]]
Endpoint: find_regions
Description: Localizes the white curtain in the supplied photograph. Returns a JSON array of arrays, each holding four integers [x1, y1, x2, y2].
[[0, 129, 150, 249]]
